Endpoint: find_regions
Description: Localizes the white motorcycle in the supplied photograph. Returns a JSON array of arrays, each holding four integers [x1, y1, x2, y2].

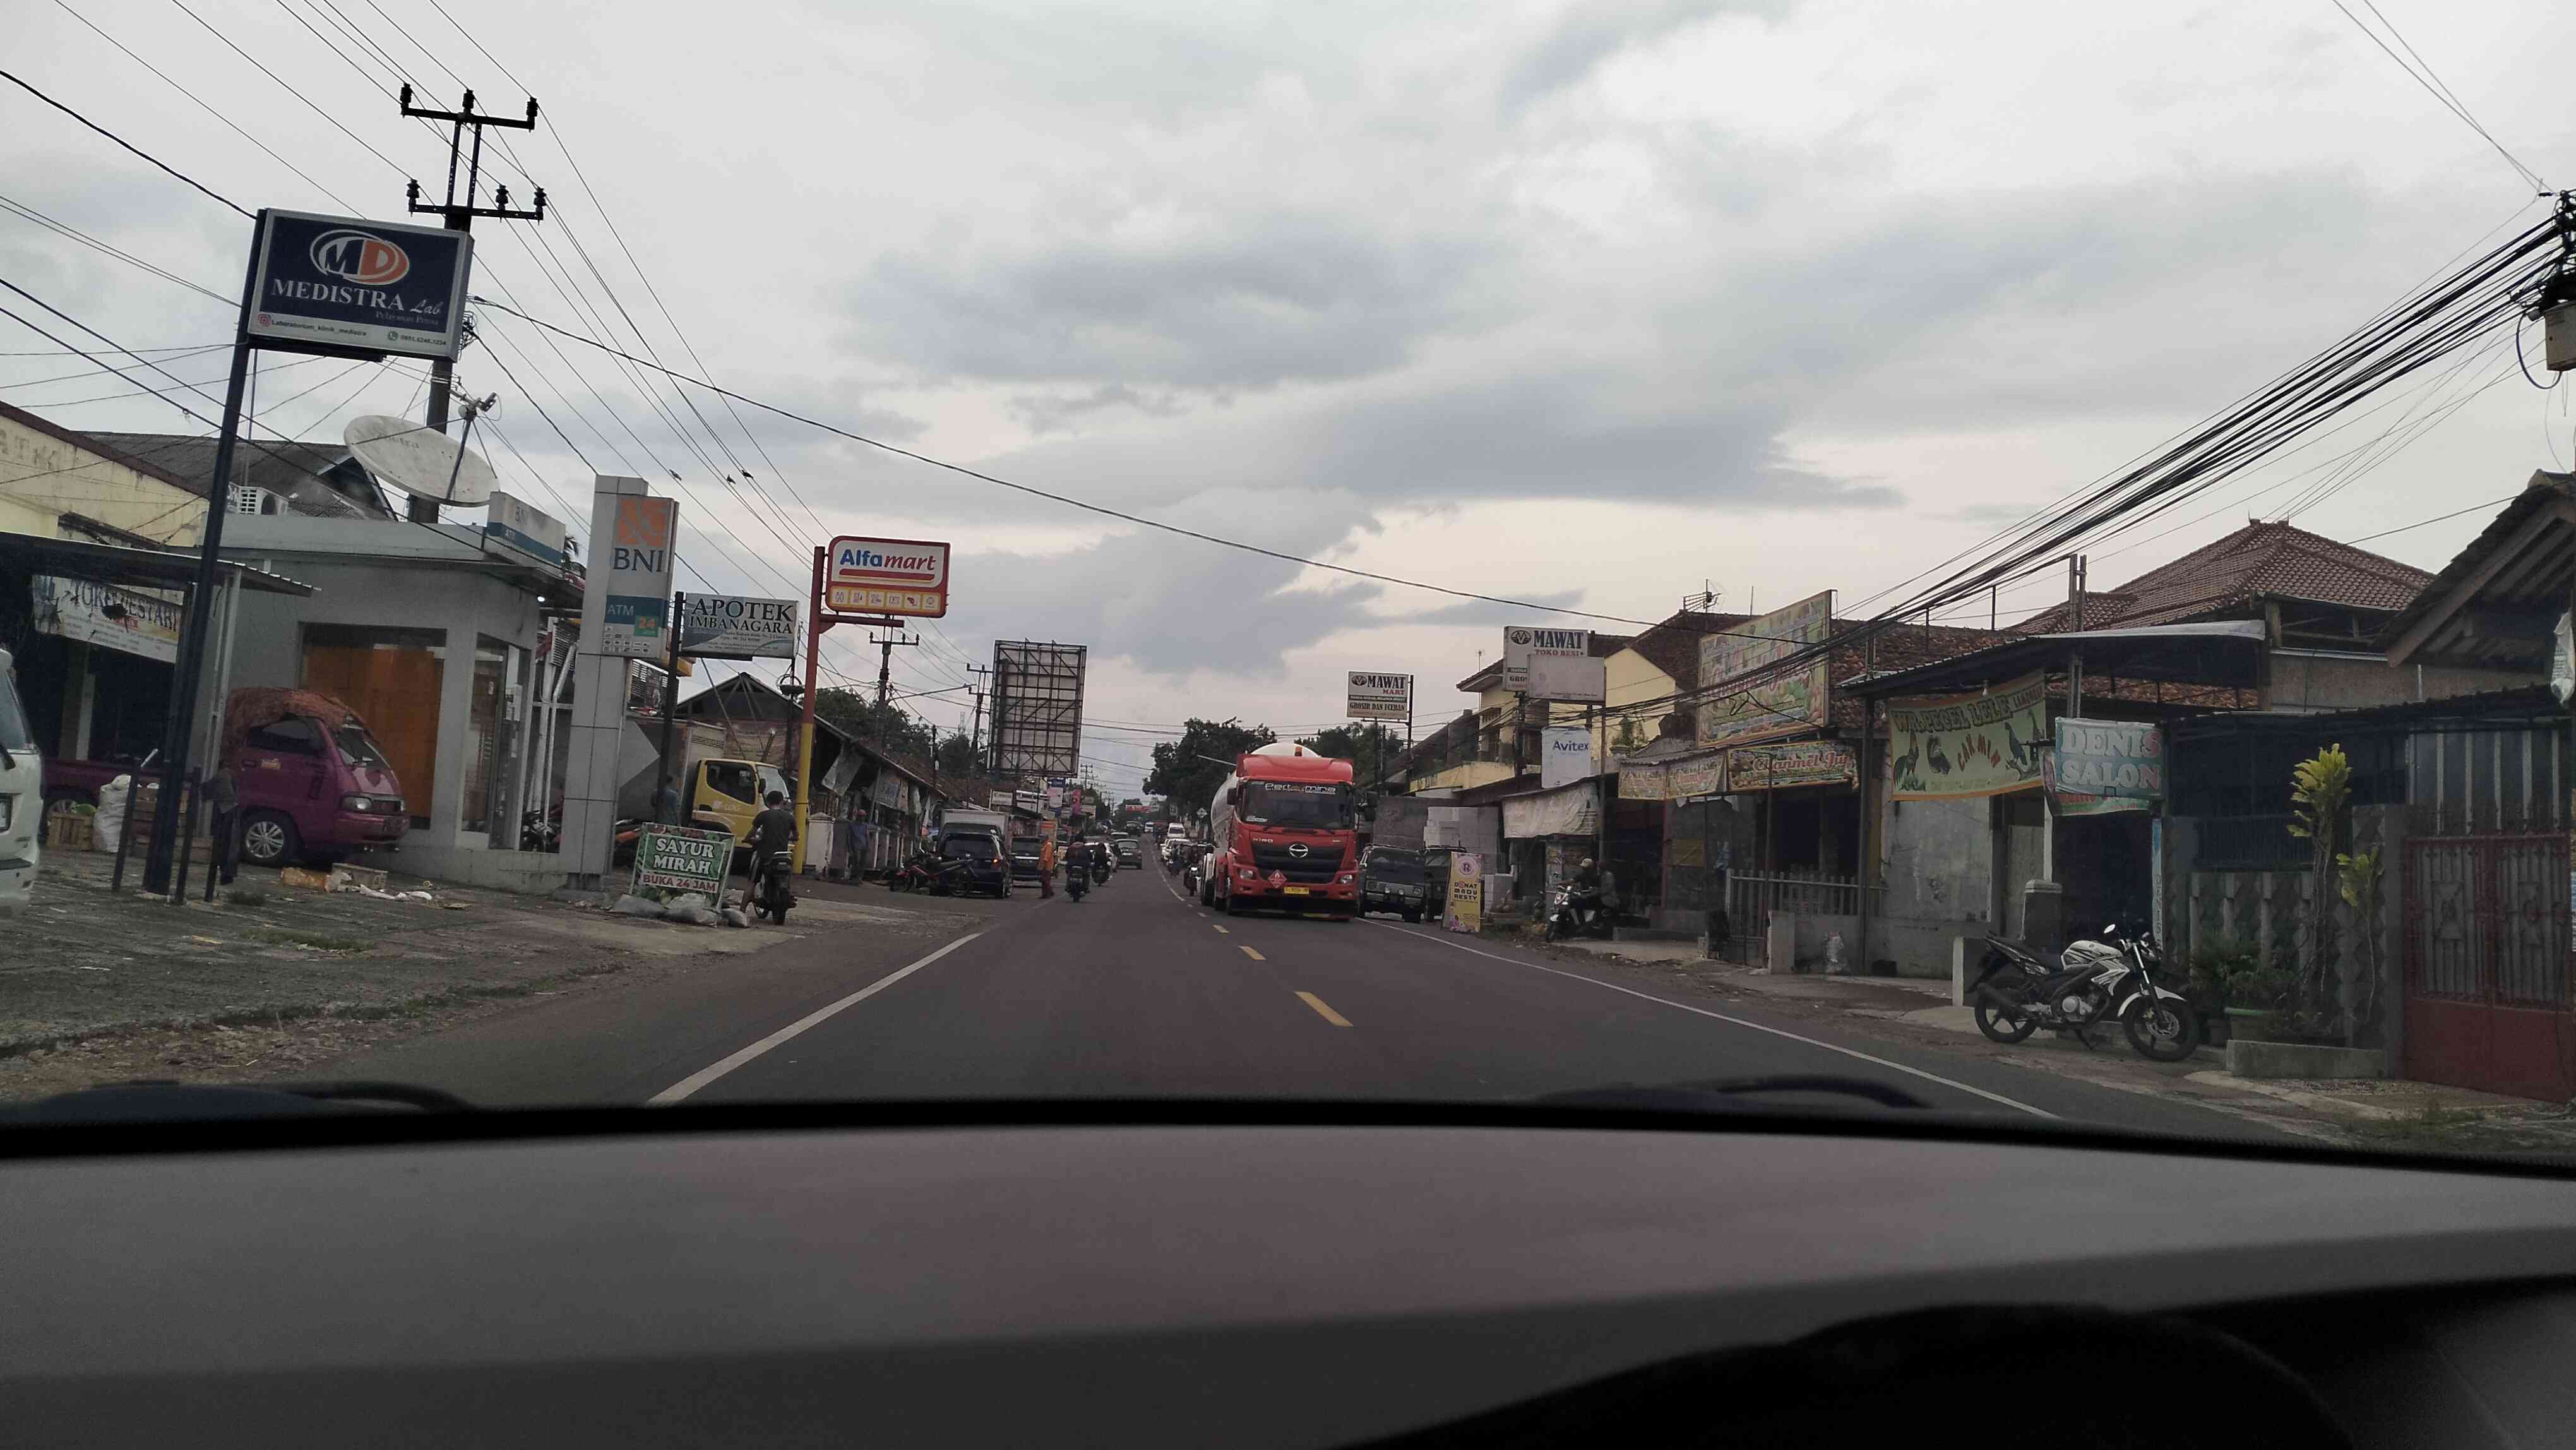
[[1972, 924, 2200, 1063]]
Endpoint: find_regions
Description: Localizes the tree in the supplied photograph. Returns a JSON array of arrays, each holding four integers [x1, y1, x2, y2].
[[934, 733, 979, 781], [2286, 743, 2353, 1036], [1296, 723, 1404, 786], [813, 687, 931, 758], [1145, 718, 1276, 808]]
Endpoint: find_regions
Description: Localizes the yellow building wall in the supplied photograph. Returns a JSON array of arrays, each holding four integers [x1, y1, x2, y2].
[[0, 412, 205, 544]]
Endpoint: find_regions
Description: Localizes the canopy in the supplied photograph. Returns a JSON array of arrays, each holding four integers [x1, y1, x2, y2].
[[1840, 620, 2268, 697]]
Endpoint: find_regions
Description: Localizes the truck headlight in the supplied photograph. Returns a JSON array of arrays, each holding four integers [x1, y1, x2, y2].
[[1339, 873, 1354, 885], [342, 794, 371, 812]]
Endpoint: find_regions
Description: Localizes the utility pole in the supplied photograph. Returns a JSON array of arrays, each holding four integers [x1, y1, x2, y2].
[[2066, 554, 2089, 715], [870, 630, 921, 719], [967, 664, 991, 759], [399, 85, 543, 524]]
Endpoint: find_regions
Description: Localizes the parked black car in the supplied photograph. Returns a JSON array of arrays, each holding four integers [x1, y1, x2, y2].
[[1010, 837, 1046, 885], [938, 832, 1014, 897], [1359, 845, 1430, 923]]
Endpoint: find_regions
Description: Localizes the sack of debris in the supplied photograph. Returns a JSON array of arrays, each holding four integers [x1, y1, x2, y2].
[[93, 775, 132, 854]]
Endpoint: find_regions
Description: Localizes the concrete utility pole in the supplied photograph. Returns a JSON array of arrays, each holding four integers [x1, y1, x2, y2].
[[967, 664, 991, 758], [870, 632, 921, 710], [399, 86, 544, 524]]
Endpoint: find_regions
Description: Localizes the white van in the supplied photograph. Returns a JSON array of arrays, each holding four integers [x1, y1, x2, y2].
[[0, 647, 39, 913]]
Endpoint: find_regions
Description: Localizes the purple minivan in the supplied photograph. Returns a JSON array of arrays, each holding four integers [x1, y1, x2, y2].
[[226, 688, 408, 868]]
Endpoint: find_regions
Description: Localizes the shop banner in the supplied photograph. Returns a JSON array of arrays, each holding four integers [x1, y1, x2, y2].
[[30, 575, 181, 663], [1667, 755, 1727, 801], [678, 594, 799, 660], [1446, 852, 1483, 933], [2041, 751, 2151, 816], [631, 823, 732, 898], [1503, 781, 1599, 839], [1502, 627, 1589, 691], [1726, 739, 1857, 793], [2051, 717, 2164, 800], [1620, 762, 1667, 800], [1698, 590, 1834, 748], [1888, 672, 2047, 800], [1539, 725, 1593, 790]]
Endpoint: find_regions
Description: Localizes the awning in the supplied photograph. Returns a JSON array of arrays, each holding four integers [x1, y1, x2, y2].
[[1841, 620, 2267, 697], [0, 532, 313, 596], [1503, 780, 1599, 839]]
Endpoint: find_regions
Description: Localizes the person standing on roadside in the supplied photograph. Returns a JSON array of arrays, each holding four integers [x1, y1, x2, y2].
[[1038, 834, 1058, 899]]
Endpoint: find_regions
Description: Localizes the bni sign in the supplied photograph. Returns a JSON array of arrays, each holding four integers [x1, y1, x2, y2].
[[599, 494, 678, 657], [826, 536, 950, 618], [244, 210, 474, 361]]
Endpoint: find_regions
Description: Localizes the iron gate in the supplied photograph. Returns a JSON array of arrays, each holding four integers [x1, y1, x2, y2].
[[2402, 833, 2572, 1103]]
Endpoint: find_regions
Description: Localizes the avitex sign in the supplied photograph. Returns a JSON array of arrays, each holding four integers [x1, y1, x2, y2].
[[244, 210, 474, 361], [826, 536, 950, 617]]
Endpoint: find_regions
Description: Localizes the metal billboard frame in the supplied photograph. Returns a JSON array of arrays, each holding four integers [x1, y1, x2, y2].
[[990, 640, 1087, 778]]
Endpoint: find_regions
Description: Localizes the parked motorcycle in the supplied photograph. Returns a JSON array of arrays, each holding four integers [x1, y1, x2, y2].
[[518, 806, 561, 853], [749, 848, 796, 925], [1542, 886, 1613, 942], [1971, 925, 2200, 1062], [887, 851, 965, 894]]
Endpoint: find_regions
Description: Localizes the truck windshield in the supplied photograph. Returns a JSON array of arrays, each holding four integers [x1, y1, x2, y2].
[[1241, 782, 1353, 830]]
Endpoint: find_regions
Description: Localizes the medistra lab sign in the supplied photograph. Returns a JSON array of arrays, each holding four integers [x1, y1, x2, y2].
[[826, 536, 950, 617], [244, 210, 474, 361]]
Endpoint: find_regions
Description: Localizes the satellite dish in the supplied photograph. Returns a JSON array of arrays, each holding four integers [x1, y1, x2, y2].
[[343, 414, 499, 506]]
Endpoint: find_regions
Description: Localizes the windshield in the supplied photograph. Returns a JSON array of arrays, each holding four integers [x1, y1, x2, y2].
[[333, 725, 390, 773], [1241, 782, 1354, 830], [11, 9, 2567, 1182]]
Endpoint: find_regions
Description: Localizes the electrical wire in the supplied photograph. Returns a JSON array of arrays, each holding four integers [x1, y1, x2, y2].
[[0, 65, 251, 217], [2326, 0, 2545, 192]]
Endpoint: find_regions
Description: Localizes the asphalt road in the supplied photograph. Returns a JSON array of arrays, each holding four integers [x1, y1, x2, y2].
[[335, 866, 2281, 1138]]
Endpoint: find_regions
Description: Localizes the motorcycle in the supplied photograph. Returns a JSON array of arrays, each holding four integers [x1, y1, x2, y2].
[[1543, 886, 1613, 942], [1971, 925, 2201, 1062], [887, 851, 966, 894], [1065, 859, 1088, 901], [748, 848, 796, 925], [518, 806, 561, 853], [1090, 853, 1111, 887]]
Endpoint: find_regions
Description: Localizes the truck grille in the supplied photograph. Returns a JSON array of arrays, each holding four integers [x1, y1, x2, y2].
[[1251, 841, 1344, 884]]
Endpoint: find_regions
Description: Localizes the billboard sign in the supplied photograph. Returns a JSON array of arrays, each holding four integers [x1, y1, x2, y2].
[[1502, 627, 1589, 691], [483, 491, 566, 566], [1445, 852, 1483, 933], [1526, 653, 1606, 703], [991, 640, 1087, 777], [677, 594, 799, 661], [827, 536, 950, 618], [1539, 724, 1594, 789], [2051, 718, 2166, 800], [244, 210, 474, 361], [1889, 673, 2048, 800], [1698, 590, 1833, 748], [1346, 671, 1412, 721], [598, 494, 678, 657]]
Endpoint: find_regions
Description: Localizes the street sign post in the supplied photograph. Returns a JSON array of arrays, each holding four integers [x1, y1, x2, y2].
[[631, 823, 733, 899], [1502, 627, 1589, 691], [1345, 671, 1412, 721]]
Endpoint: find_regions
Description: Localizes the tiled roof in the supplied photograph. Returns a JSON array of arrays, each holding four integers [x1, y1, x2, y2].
[[1621, 611, 1746, 692], [1825, 623, 2002, 729], [2013, 520, 2430, 634]]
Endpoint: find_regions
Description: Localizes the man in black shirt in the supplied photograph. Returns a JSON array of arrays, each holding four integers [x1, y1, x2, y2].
[[740, 791, 797, 906]]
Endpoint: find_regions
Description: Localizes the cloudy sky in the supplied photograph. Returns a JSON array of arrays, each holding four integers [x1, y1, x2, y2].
[[7, 0, 2572, 795]]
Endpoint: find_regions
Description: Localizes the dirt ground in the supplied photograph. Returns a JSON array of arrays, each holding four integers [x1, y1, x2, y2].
[[0, 849, 898, 1103]]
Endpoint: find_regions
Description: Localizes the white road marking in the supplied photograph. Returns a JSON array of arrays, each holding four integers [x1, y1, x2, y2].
[[1376, 923, 2056, 1119], [647, 933, 985, 1104]]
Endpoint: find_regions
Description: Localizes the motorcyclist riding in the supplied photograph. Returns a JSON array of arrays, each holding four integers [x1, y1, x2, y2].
[[1567, 857, 1606, 927], [741, 791, 797, 908]]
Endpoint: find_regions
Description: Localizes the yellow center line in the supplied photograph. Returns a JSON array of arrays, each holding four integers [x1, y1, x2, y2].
[[1239, 945, 1265, 961], [1296, 990, 1351, 1027]]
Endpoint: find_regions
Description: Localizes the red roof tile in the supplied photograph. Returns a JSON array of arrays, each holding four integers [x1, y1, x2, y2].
[[2012, 520, 2430, 634]]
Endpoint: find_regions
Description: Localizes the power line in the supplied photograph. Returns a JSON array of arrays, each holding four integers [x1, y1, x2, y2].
[[0, 191, 233, 306], [2325, 0, 2545, 192], [0, 65, 251, 217]]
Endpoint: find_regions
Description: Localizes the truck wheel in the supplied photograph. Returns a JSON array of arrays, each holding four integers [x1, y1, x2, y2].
[[239, 811, 299, 868]]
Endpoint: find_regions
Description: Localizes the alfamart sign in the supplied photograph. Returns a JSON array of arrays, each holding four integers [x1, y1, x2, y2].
[[827, 536, 950, 617]]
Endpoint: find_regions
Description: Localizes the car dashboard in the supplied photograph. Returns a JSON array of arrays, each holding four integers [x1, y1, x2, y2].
[[3, 1108, 2572, 1447]]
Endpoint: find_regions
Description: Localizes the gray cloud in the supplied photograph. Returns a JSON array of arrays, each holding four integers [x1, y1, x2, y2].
[[1501, 0, 1791, 107], [840, 212, 1496, 392]]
